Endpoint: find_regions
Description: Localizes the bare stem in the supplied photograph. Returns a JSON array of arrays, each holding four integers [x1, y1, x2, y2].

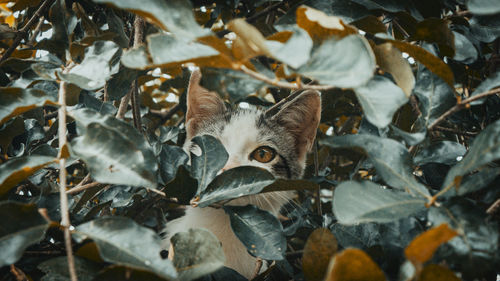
[[66, 182, 101, 195], [58, 77, 78, 281], [116, 89, 131, 119], [429, 88, 500, 130], [0, 0, 55, 64], [239, 65, 336, 91]]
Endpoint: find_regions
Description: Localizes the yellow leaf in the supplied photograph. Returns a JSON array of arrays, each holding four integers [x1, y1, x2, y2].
[[373, 42, 415, 97], [303, 228, 338, 281], [325, 248, 386, 281], [405, 224, 458, 265], [296, 6, 357, 42], [388, 40, 455, 88]]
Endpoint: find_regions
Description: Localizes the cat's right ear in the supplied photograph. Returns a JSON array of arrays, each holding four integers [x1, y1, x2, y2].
[[185, 69, 226, 139]]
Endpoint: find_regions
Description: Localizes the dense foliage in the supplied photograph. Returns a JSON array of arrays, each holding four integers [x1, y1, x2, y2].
[[0, 0, 499, 280]]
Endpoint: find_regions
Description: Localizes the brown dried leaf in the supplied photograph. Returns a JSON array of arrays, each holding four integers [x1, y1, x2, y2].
[[296, 5, 357, 42], [325, 248, 386, 281], [227, 18, 271, 62], [405, 224, 458, 265], [303, 228, 338, 281], [419, 264, 462, 281]]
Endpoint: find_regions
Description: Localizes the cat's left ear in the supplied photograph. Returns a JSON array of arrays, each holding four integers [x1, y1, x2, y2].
[[268, 90, 321, 160]]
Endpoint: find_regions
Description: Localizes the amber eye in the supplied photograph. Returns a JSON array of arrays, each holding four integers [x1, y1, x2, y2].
[[250, 146, 276, 163]]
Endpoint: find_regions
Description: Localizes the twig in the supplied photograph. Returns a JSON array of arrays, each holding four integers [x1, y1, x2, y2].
[[246, 2, 283, 23], [116, 89, 131, 119], [58, 71, 78, 281], [130, 16, 145, 132], [150, 103, 181, 123], [0, 0, 55, 64], [240, 65, 336, 91], [27, 16, 45, 47], [428, 88, 500, 130], [66, 182, 102, 195], [313, 139, 322, 216], [10, 265, 28, 281], [434, 126, 478, 136], [252, 258, 264, 279], [486, 199, 500, 215]]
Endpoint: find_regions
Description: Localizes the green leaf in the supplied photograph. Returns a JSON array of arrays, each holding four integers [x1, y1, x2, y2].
[[266, 27, 313, 69], [171, 228, 225, 281], [190, 135, 228, 193], [452, 167, 500, 197], [354, 75, 409, 128], [75, 217, 177, 280], [159, 144, 189, 184], [470, 70, 500, 105], [0, 87, 57, 126], [467, 0, 500, 15], [333, 181, 426, 224], [38, 256, 100, 281], [320, 134, 430, 197], [121, 46, 151, 70], [452, 31, 478, 64], [0, 155, 55, 197], [70, 108, 157, 188], [413, 67, 456, 128], [224, 205, 286, 260], [93, 0, 210, 39], [200, 67, 267, 102], [197, 166, 275, 207], [0, 117, 24, 152], [58, 40, 121, 90], [297, 34, 375, 88], [164, 165, 197, 205], [147, 33, 219, 66], [414, 141, 466, 166], [442, 119, 500, 190], [0, 202, 50, 266], [105, 66, 139, 101]]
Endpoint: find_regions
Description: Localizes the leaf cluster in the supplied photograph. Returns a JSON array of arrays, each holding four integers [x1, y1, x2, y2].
[[0, 0, 500, 280]]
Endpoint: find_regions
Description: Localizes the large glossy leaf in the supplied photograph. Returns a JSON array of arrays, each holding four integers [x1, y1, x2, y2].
[[0, 155, 55, 197], [0, 202, 50, 266], [452, 31, 478, 64], [470, 70, 500, 105], [171, 228, 225, 281], [190, 135, 228, 194], [321, 134, 430, 196], [196, 166, 275, 207], [354, 75, 409, 128], [70, 108, 157, 188], [93, 0, 209, 39], [58, 41, 120, 90], [75, 217, 177, 280], [413, 67, 456, 128], [452, 167, 500, 197], [333, 181, 426, 224], [297, 34, 376, 88], [467, 0, 500, 15], [0, 87, 57, 126], [442, 119, 500, 190], [224, 205, 286, 260]]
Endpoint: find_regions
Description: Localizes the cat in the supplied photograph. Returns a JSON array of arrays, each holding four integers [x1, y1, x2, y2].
[[163, 69, 321, 279]]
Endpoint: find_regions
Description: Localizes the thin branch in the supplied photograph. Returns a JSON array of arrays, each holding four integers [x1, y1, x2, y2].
[[130, 16, 145, 131], [116, 88, 131, 119], [240, 65, 336, 91], [0, 0, 55, 64], [428, 88, 500, 130], [486, 199, 500, 215], [66, 182, 102, 195], [58, 76, 78, 281]]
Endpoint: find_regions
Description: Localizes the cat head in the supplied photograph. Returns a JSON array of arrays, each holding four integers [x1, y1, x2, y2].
[[184, 70, 321, 179]]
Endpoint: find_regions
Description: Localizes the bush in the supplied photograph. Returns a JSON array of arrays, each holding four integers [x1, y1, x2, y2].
[[0, 0, 499, 280]]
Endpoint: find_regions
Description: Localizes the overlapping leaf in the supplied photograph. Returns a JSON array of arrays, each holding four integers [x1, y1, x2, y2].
[[0, 88, 57, 126], [333, 181, 426, 224], [0, 202, 50, 266], [75, 217, 177, 280], [190, 135, 228, 194], [70, 108, 157, 188]]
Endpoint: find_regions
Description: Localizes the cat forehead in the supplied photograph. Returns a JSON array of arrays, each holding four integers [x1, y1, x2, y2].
[[219, 108, 267, 150]]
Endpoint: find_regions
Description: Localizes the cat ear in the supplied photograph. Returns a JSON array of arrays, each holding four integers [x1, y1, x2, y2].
[[185, 69, 226, 139], [268, 90, 321, 160]]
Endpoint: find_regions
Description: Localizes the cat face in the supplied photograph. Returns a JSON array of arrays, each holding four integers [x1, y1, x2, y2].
[[184, 70, 321, 180]]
